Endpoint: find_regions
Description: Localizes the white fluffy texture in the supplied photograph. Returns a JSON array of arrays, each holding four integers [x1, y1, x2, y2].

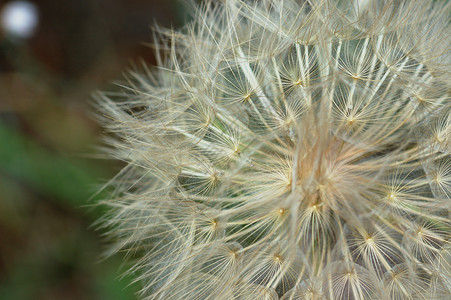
[[96, 0, 450, 299]]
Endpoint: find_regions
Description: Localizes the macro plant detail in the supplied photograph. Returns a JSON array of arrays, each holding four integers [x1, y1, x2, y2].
[[95, 0, 450, 299]]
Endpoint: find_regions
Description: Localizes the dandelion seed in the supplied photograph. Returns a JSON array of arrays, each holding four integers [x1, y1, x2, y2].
[[95, 0, 451, 299]]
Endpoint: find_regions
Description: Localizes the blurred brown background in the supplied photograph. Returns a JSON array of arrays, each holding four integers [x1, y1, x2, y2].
[[0, 0, 189, 299]]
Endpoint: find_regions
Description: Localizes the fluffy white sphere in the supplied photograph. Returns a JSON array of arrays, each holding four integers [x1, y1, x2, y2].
[[96, 1, 450, 299]]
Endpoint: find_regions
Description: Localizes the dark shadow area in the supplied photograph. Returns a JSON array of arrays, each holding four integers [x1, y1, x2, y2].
[[0, 1, 189, 299]]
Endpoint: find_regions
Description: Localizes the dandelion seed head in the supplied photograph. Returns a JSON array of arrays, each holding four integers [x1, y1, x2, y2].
[[95, 0, 451, 299]]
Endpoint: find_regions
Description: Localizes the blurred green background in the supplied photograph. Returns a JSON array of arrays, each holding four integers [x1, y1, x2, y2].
[[0, 1, 188, 299]]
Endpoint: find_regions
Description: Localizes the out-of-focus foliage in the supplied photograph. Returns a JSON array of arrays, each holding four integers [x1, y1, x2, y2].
[[0, 0, 188, 299]]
